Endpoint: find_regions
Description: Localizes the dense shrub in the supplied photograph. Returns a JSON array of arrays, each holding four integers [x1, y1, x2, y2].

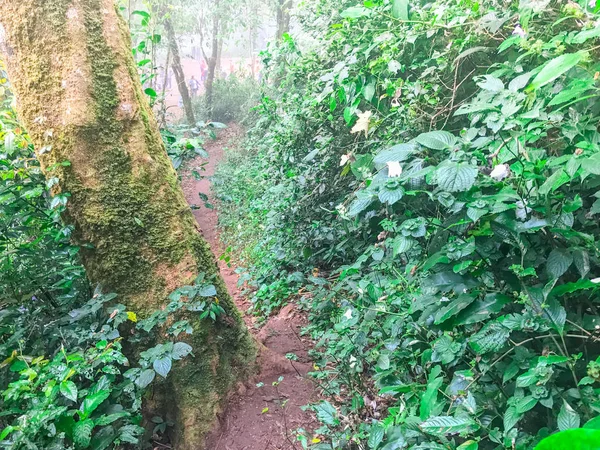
[[195, 75, 261, 123], [215, 0, 600, 448], [0, 63, 213, 450]]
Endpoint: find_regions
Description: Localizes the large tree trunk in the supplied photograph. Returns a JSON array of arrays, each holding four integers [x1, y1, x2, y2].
[[0, 1, 256, 449], [204, 9, 219, 118], [163, 18, 196, 125]]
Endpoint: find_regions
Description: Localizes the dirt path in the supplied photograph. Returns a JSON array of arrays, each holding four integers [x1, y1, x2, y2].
[[180, 124, 318, 450]]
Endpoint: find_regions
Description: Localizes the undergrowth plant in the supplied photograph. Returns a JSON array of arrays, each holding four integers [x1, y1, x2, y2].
[[0, 61, 226, 449], [215, 0, 600, 448]]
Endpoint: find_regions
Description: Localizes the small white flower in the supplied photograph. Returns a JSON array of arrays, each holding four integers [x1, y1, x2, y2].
[[490, 163, 510, 181], [349, 355, 357, 368], [591, 277, 600, 284], [340, 154, 351, 166], [387, 161, 403, 177], [515, 200, 531, 220], [343, 309, 353, 319], [590, 0, 597, 8], [512, 25, 527, 38]]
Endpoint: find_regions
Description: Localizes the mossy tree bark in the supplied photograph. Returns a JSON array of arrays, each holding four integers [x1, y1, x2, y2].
[[164, 18, 196, 125], [0, 1, 256, 448]]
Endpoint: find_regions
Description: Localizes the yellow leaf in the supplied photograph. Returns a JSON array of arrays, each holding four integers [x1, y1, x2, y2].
[[350, 110, 373, 137], [126, 311, 137, 322], [261, 407, 269, 414], [312, 437, 322, 443]]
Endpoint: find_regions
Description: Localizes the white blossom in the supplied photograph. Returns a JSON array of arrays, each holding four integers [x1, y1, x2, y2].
[[387, 161, 403, 177], [512, 25, 526, 38], [490, 163, 510, 181], [343, 309, 353, 319]]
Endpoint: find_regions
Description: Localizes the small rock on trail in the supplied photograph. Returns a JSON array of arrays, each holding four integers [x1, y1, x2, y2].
[[180, 124, 319, 449]]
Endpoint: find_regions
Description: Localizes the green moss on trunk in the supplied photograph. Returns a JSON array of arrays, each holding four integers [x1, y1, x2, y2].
[[0, 1, 257, 448]]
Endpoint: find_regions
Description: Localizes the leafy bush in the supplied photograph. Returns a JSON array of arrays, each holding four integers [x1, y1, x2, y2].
[[195, 75, 261, 123], [0, 62, 221, 449], [215, 0, 600, 448]]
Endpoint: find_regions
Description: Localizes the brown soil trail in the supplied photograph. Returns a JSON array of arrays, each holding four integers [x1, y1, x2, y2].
[[180, 124, 319, 450]]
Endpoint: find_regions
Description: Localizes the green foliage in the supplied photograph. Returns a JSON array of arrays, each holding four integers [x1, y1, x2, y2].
[[194, 75, 261, 124], [0, 61, 223, 448], [215, 0, 600, 448]]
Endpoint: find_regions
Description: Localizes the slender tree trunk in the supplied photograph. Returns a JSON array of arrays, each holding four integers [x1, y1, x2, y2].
[[216, 36, 223, 77], [0, 1, 256, 449], [163, 18, 196, 124], [159, 46, 171, 127], [276, 0, 292, 40], [205, 10, 220, 118]]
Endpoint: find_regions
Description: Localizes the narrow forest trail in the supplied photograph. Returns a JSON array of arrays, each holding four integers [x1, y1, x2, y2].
[[180, 125, 319, 450]]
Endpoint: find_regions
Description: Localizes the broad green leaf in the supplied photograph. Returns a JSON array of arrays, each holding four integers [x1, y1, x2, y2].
[[457, 441, 478, 450], [135, 368, 156, 388], [144, 88, 157, 98], [60, 380, 78, 402], [420, 372, 443, 420], [198, 284, 217, 297], [436, 162, 478, 192], [476, 75, 504, 92], [538, 169, 570, 195], [516, 369, 538, 387], [73, 419, 94, 448], [119, 424, 144, 444], [315, 401, 339, 425], [373, 143, 417, 164], [504, 406, 521, 431], [544, 298, 567, 334], [508, 72, 533, 91], [95, 412, 130, 426], [378, 185, 405, 205], [81, 390, 110, 419], [415, 131, 457, 150], [584, 416, 600, 429], [434, 294, 476, 325], [348, 194, 374, 217], [153, 356, 172, 378], [582, 153, 600, 175], [0, 426, 14, 440], [420, 416, 473, 435], [368, 424, 385, 449], [535, 429, 600, 450], [516, 396, 538, 414], [548, 81, 594, 106], [340, 6, 371, 18], [546, 248, 573, 279], [469, 322, 509, 354], [390, 236, 414, 256], [90, 426, 116, 450], [454, 293, 510, 325], [364, 83, 376, 102], [391, 0, 409, 20], [380, 427, 406, 450], [572, 26, 600, 44], [172, 342, 193, 360], [558, 401, 580, 431], [528, 52, 583, 91]]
